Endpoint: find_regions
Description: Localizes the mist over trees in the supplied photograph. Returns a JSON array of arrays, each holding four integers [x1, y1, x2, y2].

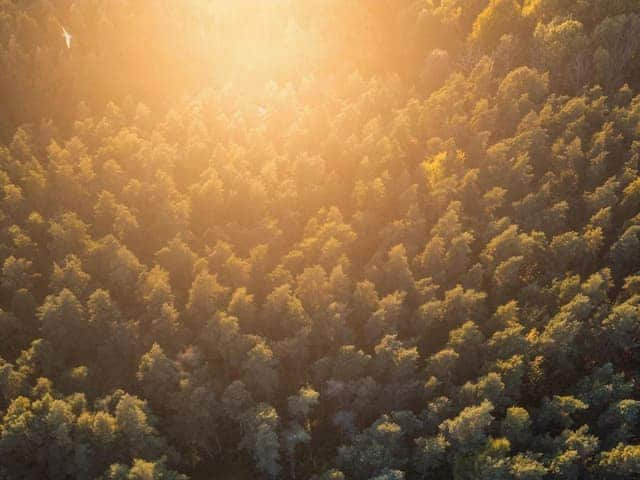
[[1, 0, 640, 478]]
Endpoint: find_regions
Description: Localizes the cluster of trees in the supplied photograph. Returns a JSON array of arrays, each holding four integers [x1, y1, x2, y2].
[[2, 0, 640, 478]]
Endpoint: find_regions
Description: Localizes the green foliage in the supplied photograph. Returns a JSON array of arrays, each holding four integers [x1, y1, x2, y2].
[[471, 0, 526, 52], [1, 1, 640, 478], [598, 443, 640, 478], [440, 400, 495, 451]]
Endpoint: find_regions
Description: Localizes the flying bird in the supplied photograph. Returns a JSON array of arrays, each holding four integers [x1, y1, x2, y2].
[[62, 26, 72, 49]]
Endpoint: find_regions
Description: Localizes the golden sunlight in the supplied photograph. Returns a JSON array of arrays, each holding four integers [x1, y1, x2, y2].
[[2, 0, 640, 479]]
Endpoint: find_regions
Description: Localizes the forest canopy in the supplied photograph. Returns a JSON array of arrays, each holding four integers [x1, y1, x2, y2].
[[1, 0, 640, 479]]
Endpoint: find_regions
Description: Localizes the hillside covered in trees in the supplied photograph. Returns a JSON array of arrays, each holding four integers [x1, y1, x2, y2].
[[2, 0, 640, 478]]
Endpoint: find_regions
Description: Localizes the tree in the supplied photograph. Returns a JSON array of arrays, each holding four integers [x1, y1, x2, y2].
[[113, 394, 165, 459], [447, 321, 485, 379], [610, 226, 640, 279], [598, 443, 640, 479], [155, 236, 197, 293], [536, 395, 588, 433], [86, 235, 144, 303], [50, 254, 91, 299], [602, 301, 640, 354], [534, 18, 588, 91], [284, 422, 311, 479], [241, 403, 281, 479], [94, 190, 139, 241], [593, 14, 640, 89], [426, 348, 460, 383], [38, 288, 89, 365], [365, 291, 406, 346], [185, 271, 229, 331], [102, 458, 186, 480], [201, 311, 247, 377], [48, 212, 91, 261], [413, 434, 449, 477], [295, 265, 330, 314], [471, 0, 524, 51], [242, 342, 279, 400], [510, 453, 547, 480], [501, 406, 532, 450], [221, 380, 254, 425], [337, 417, 409, 479], [228, 287, 257, 332], [380, 244, 415, 296], [439, 400, 494, 451], [288, 385, 319, 426], [137, 343, 179, 411]]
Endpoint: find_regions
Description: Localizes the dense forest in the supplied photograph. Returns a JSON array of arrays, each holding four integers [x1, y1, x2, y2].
[[1, 0, 640, 478]]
